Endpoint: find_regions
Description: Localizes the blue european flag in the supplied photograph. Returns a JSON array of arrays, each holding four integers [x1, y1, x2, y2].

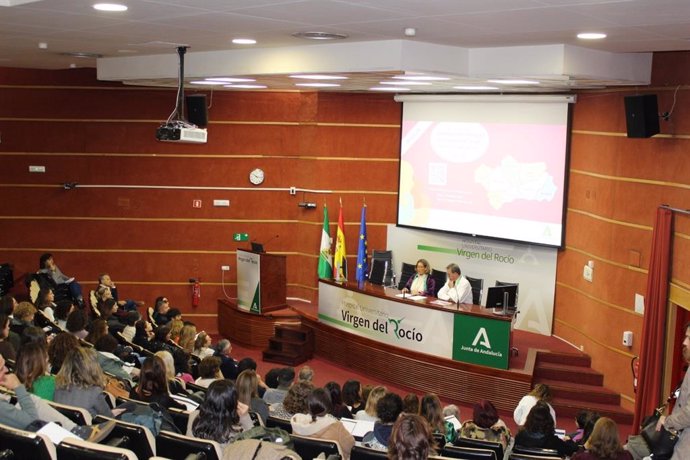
[[355, 205, 368, 282]]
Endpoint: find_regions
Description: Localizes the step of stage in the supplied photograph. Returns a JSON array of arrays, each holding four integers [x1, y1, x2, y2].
[[536, 351, 592, 368], [535, 378, 621, 406], [534, 362, 604, 386], [552, 397, 634, 425]]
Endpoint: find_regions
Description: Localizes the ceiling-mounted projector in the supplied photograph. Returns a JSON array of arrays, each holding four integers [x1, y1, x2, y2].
[[156, 46, 207, 144]]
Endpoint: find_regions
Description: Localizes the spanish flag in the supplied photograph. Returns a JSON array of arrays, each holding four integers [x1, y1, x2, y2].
[[334, 200, 347, 281]]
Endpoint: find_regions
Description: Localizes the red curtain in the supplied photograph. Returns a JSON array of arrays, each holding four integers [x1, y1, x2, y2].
[[633, 207, 673, 431]]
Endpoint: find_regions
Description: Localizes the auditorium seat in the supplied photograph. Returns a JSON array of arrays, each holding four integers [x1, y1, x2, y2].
[[56, 437, 137, 460], [266, 415, 292, 433], [47, 400, 93, 426], [433, 432, 446, 449], [0, 422, 56, 460], [465, 276, 484, 305], [89, 290, 100, 317], [511, 446, 562, 458], [351, 445, 388, 459], [441, 444, 497, 460], [398, 262, 416, 290], [93, 415, 156, 460], [156, 430, 222, 460], [291, 433, 343, 459], [509, 453, 563, 460], [453, 437, 503, 460]]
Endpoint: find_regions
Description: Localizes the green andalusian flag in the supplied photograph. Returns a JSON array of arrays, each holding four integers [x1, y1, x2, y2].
[[318, 205, 333, 279]]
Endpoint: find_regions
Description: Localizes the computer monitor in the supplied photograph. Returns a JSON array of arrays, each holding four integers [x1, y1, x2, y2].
[[485, 284, 518, 309], [250, 242, 265, 253]]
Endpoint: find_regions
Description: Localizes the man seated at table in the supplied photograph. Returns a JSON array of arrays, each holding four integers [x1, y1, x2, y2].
[[437, 263, 473, 304]]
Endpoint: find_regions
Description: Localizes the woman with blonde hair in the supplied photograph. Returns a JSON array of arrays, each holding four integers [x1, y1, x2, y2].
[[178, 324, 197, 353], [54, 347, 113, 417], [193, 331, 214, 359], [155, 350, 186, 395], [572, 417, 632, 460], [514, 383, 557, 426], [355, 385, 387, 422], [420, 393, 457, 443], [236, 369, 269, 424], [402, 259, 435, 296]]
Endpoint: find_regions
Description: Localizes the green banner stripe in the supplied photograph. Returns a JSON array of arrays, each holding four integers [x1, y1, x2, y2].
[[416, 244, 461, 255]]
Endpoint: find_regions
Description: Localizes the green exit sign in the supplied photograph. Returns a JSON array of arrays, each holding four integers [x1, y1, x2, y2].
[[233, 233, 249, 242]]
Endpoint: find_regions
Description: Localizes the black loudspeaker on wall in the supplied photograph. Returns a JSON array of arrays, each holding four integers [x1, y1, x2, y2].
[[186, 94, 208, 128], [624, 94, 659, 138]]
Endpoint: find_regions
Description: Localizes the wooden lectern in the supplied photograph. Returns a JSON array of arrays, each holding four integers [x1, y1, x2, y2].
[[236, 249, 287, 314]]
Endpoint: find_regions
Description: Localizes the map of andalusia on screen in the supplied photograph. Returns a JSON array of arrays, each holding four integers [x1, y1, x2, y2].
[[397, 96, 571, 247]]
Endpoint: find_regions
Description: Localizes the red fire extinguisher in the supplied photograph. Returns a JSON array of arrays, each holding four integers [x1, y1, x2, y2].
[[632, 356, 640, 393], [191, 278, 201, 308]]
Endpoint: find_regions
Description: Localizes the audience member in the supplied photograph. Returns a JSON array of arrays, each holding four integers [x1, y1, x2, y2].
[[325, 381, 353, 419], [0, 313, 17, 360], [342, 379, 364, 414], [403, 393, 419, 414], [130, 356, 186, 410], [214, 339, 239, 380], [572, 417, 631, 460], [514, 401, 578, 457], [94, 334, 137, 383], [10, 301, 36, 337], [442, 404, 460, 420], [16, 341, 55, 401], [120, 311, 140, 342], [356, 385, 387, 422], [420, 393, 457, 443], [291, 387, 355, 459], [264, 367, 281, 389], [459, 400, 511, 451], [193, 331, 215, 359], [571, 410, 594, 444], [0, 295, 17, 316], [154, 350, 186, 394], [132, 320, 154, 351], [298, 365, 314, 382], [0, 353, 40, 429], [54, 347, 113, 417], [236, 369, 269, 424], [53, 299, 74, 330], [98, 273, 141, 312], [514, 383, 557, 426], [20, 326, 48, 348], [65, 309, 88, 340], [149, 324, 175, 354], [169, 317, 184, 343], [363, 392, 404, 451], [47, 332, 80, 374], [84, 318, 109, 346], [270, 380, 314, 420], [582, 412, 602, 446], [34, 287, 56, 322], [38, 253, 84, 306], [178, 324, 197, 353], [362, 384, 374, 405], [195, 356, 223, 388], [99, 298, 124, 334], [388, 413, 438, 460], [152, 296, 171, 326], [188, 379, 254, 447], [263, 367, 294, 404]]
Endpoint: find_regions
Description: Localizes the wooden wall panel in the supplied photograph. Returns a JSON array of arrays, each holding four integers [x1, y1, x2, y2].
[[556, 51, 690, 408]]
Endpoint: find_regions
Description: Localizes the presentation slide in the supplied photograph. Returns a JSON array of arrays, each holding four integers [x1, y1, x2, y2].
[[397, 96, 572, 247]]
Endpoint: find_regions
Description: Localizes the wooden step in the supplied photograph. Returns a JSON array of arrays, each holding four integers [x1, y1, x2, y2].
[[535, 378, 621, 405], [276, 325, 312, 341], [552, 397, 634, 425], [262, 349, 308, 366], [536, 351, 591, 368], [268, 337, 312, 356], [534, 362, 604, 386]]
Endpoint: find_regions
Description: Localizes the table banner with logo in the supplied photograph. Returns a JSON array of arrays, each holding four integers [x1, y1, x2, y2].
[[318, 281, 510, 369]]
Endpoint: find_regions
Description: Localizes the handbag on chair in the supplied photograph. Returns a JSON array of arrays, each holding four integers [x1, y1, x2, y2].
[[639, 386, 682, 460]]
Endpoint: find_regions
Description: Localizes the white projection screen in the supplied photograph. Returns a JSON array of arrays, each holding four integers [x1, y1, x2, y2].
[[395, 94, 574, 248]]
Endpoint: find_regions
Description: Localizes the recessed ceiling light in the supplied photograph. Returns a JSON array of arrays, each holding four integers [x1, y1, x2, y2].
[[454, 85, 500, 91], [205, 77, 255, 83], [380, 81, 431, 86], [93, 3, 128, 12], [224, 84, 267, 89], [59, 51, 103, 59], [289, 74, 348, 80], [232, 38, 256, 45], [487, 79, 540, 85], [295, 83, 341, 88], [577, 32, 607, 40], [392, 75, 450, 81], [292, 31, 348, 40], [190, 80, 225, 85], [370, 87, 411, 92]]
